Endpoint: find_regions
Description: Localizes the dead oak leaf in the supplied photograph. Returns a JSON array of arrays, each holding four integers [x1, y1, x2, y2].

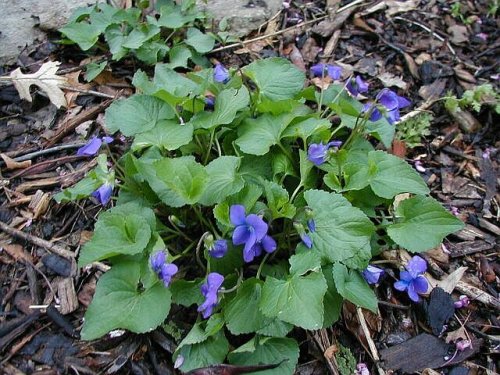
[[10, 61, 68, 108]]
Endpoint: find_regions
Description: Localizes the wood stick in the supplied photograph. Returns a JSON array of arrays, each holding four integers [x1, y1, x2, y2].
[[0, 221, 75, 259], [356, 307, 386, 375]]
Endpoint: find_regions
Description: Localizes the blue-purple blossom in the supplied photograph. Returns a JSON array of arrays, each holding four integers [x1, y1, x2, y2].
[[208, 239, 228, 259], [230, 205, 275, 262], [205, 96, 215, 109], [214, 63, 229, 83], [394, 255, 428, 302], [363, 89, 411, 124], [150, 251, 178, 287], [77, 136, 113, 157], [307, 140, 342, 166], [150, 251, 166, 274], [198, 272, 224, 318], [310, 63, 342, 80], [159, 263, 178, 287], [454, 295, 470, 308], [92, 182, 113, 205], [346, 76, 369, 97], [293, 222, 313, 249], [362, 265, 384, 284], [307, 219, 316, 233], [246, 234, 277, 261]]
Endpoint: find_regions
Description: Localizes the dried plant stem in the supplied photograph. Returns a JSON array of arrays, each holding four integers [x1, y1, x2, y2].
[[0, 221, 75, 259], [356, 307, 386, 375]]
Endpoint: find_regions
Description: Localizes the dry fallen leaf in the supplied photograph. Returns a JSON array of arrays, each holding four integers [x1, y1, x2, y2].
[[0, 154, 32, 170], [378, 72, 408, 89], [9, 61, 68, 108], [385, 0, 421, 16]]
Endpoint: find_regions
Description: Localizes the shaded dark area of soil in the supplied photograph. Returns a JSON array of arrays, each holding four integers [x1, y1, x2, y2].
[[0, 0, 498, 374]]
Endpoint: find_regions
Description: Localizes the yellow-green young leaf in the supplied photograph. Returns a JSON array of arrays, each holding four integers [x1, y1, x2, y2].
[[225, 278, 267, 335], [78, 211, 152, 266], [387, 195, 464, 252], [242, 57, 305, 101], [260, 271, 327, 330], [105, 95, 176, 136], [185, 27, 215, 53], [190, 87, 250, 130], [304, 190, 375, 268], [342, 150, 429, 199], [81, 260, 171, 340], [138, 156, 208, 207], [332, 263, 378, 312], [199, 156, 245, 206], [132, 119, 193, 152], [229, 336, 299, 375]]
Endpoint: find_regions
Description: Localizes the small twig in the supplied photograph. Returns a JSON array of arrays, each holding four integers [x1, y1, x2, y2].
[[210, 15, 328, 53], [377, 300, 410, 310], [0, 143, 86, 167], [356, 307, 386, 375], [0, 221, 75, 259], [60, 85, 115, 99]]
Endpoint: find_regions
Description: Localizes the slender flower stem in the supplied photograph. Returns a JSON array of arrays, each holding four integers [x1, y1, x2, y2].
[[290, 183, 303, 203], [204, 129, 216, 165], [195, 232, 210, 272], [256, 253, 271, 280]]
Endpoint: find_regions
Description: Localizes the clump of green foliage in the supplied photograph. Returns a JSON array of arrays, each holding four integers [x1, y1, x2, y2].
[[396, 113, 432, 148], [445, 84, 500, 114]]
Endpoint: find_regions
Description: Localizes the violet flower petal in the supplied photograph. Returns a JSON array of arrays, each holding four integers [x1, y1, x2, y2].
[[229, 204, 246, 226], [150, 251, 166, 274], [308, 142, 329, 166], [412, 275, 428, 294], [362, 265, 384, 284], [214, 64, 229, 83], [232, 225, 251, 245], [160, 263, 178, 287], [261, 235, 277, 253], [102, 136, 114, 144], [300, 233, 313, 249], [406, 256, 427, 278], [378, 89, 399, 111], [394, 280, 409, 291], [327, 65, 342, 80], [209, 239, 228, 258], [307, 219, 316, 233], [77, 137, 102, 156], [407, 282, 420, 302], [92, 183, 113, 205], [355, 76, 369, 93], [245, 214, 268, 240], [198, 272, 224, 319]]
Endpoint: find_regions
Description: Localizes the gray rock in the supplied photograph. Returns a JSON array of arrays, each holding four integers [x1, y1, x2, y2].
[[0, 0, 282, 65], [0, 0, 100, 65], [201, 0, 282, 37]]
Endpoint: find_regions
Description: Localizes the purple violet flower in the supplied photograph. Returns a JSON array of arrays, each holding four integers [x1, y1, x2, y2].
[[394, 255, 428, 302], [150, 251, 178, 287], [307, 219, 316, 233], [362, 265, 384, 284], [208, 239, 228, 259], [205, 96, 215, 109], [300, 233, 313, 249], [246, 234, 277, 261], [307, 140, 342, 166], [346, 76, 369, 97], [198, 272, 224, 318], [159, 263, 178, 287], [362, 89, 411, 124], [77, 136, 113, 157], [454, 295, 470, 308], [214, 63, 230, 83], [230, 204, 274, 263], [310, 63, 342, 80], [92, 182, 113, 205], [150, 251, 166, 274]]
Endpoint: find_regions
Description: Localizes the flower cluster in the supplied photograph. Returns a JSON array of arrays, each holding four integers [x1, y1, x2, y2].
[[394, 256, 428, 302], [307, 140, 342, 166], [198, 272, 224, 318], [230, 205, 276, 263], [150, 251, 178, 287]]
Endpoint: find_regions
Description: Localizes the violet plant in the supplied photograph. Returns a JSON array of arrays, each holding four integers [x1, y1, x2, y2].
[[54, 56, 464, 373]]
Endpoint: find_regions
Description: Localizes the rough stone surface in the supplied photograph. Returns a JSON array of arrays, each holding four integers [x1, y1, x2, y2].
[[0, 0, 100, 65], [202, 0, 283, 37], [0, 0, 282, 65]]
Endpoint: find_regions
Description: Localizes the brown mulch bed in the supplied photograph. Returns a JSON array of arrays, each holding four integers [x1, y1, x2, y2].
[[0, 0, 498, 374]]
